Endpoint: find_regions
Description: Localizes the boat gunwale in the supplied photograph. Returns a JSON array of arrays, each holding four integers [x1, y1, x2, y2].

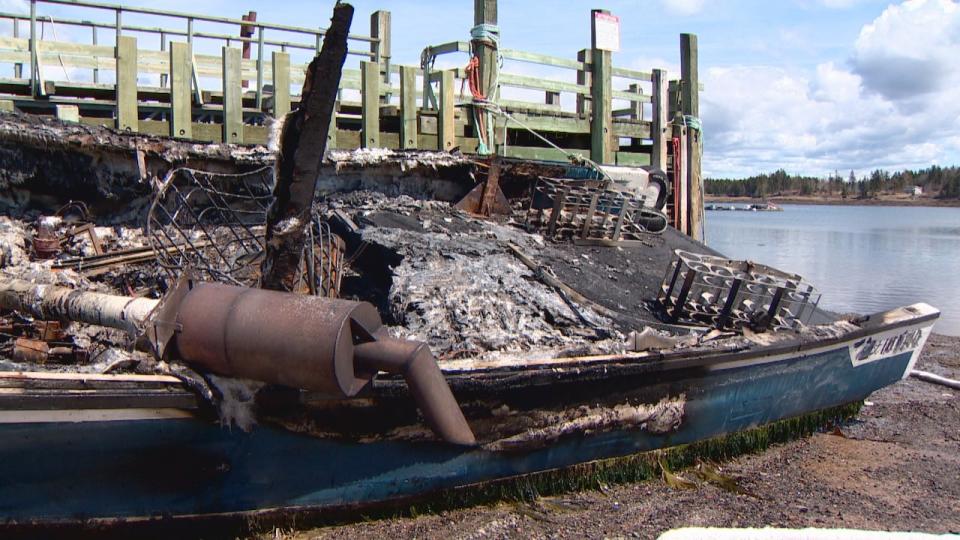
[[0, 303, 940, 408]]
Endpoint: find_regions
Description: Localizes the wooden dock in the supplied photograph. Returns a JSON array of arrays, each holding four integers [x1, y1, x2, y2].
[[0, 0, 704, 239]]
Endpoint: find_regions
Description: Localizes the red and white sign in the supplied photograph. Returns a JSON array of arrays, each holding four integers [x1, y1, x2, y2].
[[593, 12, 620, 52]]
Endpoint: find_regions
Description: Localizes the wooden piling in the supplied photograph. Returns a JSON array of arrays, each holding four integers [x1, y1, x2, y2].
[[169, 42, 192, 139], [576, 48, 591, 116], [681, 33, 702, 241], [115, 36, 138, 132], [400, 65, 418, 149], [438, 70, 455, 151], [221, 47, 243, 144], [361, 60, 380, 148], [272, 51, 290, 118], [370, 10, 391, 99], [651, 68, 668, 171], [589, 10, 613, 165]]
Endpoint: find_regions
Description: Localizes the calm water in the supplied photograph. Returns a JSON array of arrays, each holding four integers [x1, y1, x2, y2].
[[705, 205, 960, 336]]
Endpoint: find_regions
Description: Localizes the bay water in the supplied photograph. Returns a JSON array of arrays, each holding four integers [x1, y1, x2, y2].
[[704, 204, 960, 336]]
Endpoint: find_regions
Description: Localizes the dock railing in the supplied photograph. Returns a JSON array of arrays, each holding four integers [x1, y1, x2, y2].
[[0, 0, 698, 170]]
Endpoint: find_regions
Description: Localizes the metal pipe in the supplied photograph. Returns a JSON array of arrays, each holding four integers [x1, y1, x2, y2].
[[0, 278, 159, 335], [355, 337, 476, 446], [0, 277, 475, 446]]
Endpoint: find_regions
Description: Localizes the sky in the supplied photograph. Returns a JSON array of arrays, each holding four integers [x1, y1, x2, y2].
[[5, 0, 960, 179]]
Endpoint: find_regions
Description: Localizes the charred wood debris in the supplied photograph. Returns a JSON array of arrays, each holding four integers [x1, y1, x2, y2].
[[0, 110, 832, 430]]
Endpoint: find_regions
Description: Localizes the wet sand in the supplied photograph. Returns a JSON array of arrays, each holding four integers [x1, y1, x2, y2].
[[266, 334, 959, 540]]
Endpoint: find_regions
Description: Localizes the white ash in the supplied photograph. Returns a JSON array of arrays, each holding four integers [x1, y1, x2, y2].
[[353, 200, 623, 359], [206, 374, 264, 432]]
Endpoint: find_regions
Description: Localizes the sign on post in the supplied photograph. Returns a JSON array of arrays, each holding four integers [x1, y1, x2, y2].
[[593, 12, 620, 52]]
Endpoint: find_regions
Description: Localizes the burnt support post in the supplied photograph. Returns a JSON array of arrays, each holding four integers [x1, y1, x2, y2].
[[260, 3, 353, 292]]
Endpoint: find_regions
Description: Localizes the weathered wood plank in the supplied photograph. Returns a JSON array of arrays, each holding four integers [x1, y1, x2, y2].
[[399, 64, 417, 149], [361, 60, 379, 148], [115, 36, 138, 132], [272, 51, 290, 118], [169, 41, 192, 139], [651, 68, 668, 171], [222, 46, 243, 144], [438, 69, 455, 151], [54, 104, 79, 122], [499, 73, 588, 96]]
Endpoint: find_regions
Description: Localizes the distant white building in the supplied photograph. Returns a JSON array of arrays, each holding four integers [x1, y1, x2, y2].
[[905, 185, 923, 197]]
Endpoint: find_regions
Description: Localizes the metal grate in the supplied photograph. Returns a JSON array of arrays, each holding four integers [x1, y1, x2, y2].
[[657, 250, 820, 331], [146, 166, 344, 297], [523, 177, 666, 244]]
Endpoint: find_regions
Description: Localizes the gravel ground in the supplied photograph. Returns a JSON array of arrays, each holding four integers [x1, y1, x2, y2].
[[264, 333, 960, 540]]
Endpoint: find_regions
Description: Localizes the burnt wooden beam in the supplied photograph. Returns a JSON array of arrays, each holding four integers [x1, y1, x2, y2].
[[259, 3, 354, 292]]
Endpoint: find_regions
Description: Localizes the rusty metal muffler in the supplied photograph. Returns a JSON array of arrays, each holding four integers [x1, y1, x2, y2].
[[148, 278, 476, 446]]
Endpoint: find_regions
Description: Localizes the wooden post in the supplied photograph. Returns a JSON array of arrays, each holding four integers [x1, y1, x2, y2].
[[400, 65, 418, 149], [668, 80, 680, 119], [628, 83, 642, 120], [12, 17, 21, 79], [651, 68, 668, 171], [576, 48, 591, 116], [115, 36, 138, 133], [29, 0, 37, 97], [222, 47, 243, 144], [438, 70, 455, 151], [474, 0, 498, 146], [272, 51, 290, 118], [673, 122, 688, 234], [370, 10, 391, 101], [361, 60, 380, 148], [681, 33, 702, 241], [328, 101, 338, 150], [170, 41, 192, 139], [590, 10, 613, 165]]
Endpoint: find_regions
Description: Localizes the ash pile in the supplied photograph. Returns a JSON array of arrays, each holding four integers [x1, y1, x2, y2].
[[0, 141, 689, 378]]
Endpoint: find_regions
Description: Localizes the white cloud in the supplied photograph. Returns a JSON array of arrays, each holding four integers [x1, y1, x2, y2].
[[701, 0, 960, 178], [853, 0, 960, 101], [659, 0, 706, 16]]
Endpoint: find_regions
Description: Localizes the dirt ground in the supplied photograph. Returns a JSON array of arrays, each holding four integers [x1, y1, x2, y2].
[[267, 333, 960, 540]]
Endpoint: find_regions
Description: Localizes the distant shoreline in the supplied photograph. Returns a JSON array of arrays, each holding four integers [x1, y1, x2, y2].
[[705, 195, 960, 208]]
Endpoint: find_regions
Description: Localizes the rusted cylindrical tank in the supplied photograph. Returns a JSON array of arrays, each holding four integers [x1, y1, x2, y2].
[[173, 282, 380, 397]]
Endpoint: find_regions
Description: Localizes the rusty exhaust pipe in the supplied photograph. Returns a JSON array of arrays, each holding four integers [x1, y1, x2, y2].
[[149, 278, 475, 446], [0, 276, 475, 445]]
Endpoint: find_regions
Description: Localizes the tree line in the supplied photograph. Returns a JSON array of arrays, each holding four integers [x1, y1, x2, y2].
[[705, 166, 960, 199]]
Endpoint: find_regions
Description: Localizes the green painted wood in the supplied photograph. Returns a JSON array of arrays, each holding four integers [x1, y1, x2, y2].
[[494, 113, 589, 135], [615, 152, 651, 166], [115, 35, 137, 132], [0, 100, 13, 112], [651, 68, 668, 171], [328, 102, 338, 149], [576, 48, 590, 116], [499, 73, 588, 96], [500, 48, 582, 70], [612, 121, 651, 139], [681, 33, 702, 241], [169, 41, 192, 139], [55, 104, 80, 122], [221, 46, 242, 144], [399, 65, 417, 149], [370, 10, 391, 97], [590, 47, 613, 164], [503, 145, 585, 162], [271, 51, 290, 118], [361, 60, 379, 148], [438, 69, 454, 151]]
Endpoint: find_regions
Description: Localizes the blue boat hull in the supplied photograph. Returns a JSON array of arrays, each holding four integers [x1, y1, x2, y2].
[[0, 312, 935, 525]]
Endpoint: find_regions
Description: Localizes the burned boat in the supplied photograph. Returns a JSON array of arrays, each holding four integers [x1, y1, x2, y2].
[[0, 112, 939, 530]]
